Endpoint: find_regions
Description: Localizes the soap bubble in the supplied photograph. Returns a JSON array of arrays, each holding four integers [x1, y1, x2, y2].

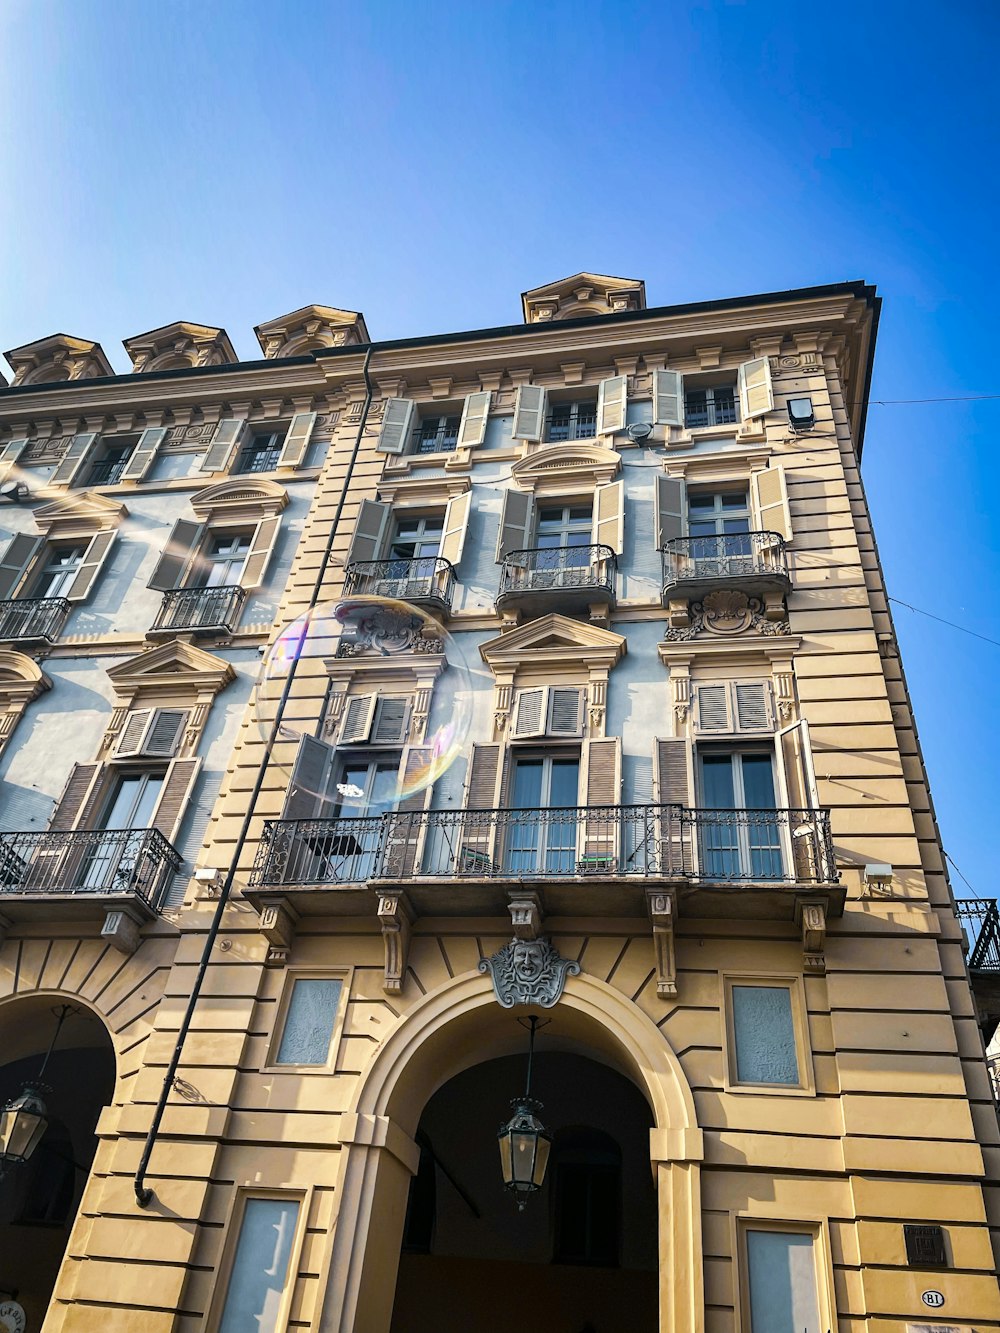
[[255, 595, 474, 811]]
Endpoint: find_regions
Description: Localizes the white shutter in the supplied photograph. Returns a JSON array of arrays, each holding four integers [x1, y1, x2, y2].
[[653, 370, 684, 427], [693, 684, 732, 734], [346, 500, 392, 567], [114, 709, 154, 758], [371, 697, 410, 744], [495, 489, 533, 561], [377, 398, 417, 454], [457, 391, 491, 448], [339, 694, 377, 744], [50, 432, 99, 487], [511, 688, 546, 739], [440, 491, 471, 567], [655, 475, 687, 548], [239, 516, 281, 589], [144, 709, 188, 756], [547, 687, 585, 738], [511, 385, 547, 442], [148, 519, 204, 591], [779, 718, 820, 810], [752, 464, 792, 542], [65, 530, 117, 603], [0, 438, 29, 484], [200, 420, 244, 473], [738, 357, 774, 419], [592, 480, 624, 555], [733, 682, 773, 733], [596, 376, 628, 435], [121, 427, 168, 482], [277, 412, 317, 468]]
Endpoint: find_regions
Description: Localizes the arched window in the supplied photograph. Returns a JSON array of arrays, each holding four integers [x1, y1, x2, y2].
[[551, 1126, 622, 1267]]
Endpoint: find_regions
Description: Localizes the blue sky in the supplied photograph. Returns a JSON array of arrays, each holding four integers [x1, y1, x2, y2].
[[1, 0, 998, 895]]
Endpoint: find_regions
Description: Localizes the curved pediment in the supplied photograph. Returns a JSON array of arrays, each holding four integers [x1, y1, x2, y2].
[[191, 477, 288, 521], [0, 649, 51, 700], [509, 443, 621, 492]]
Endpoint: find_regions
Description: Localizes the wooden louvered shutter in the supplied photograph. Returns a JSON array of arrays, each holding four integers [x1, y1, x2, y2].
[[0, 534, 42, 599], [121, 427, 168, 482], [511, 688, 546, 739], [597, 376, 628, 436], [201, 419, 244, 473], [579, 737, 622, 864], [0, 438, 29, 483], [777, 718, 825, 880], [654, 737, 694, 874], [278, 412, 317, 468], [346, 500, 391, 567], [457, 391, 491, 448], [511, 385, 547, 442], [371, 697, 410, 744], [738, 357, 774, 419], [460, 743, 508, 873], [339, 694, 377, 744], [382, 745, 435, 877], [547, 687, 585, 738], [592, 480, 624, 555], [733, 682, 773, 733], [440, 491, 471, 567], [653, 370, 684, 427], [49, 762, 103, 831], [65, 530, 116, 603], [654, 475, 687, 548], [694, 683, 732, 734], [495, 489, 533, 561], [377, 398, 417, 454], [150, 757, 201, 842], [50, 433, 99, 487], [752, 465, 792, 542], [115, 710, 153, 758], [148, 520, 205, 591], [239, 516, 281, 589], [145, 709, 188, 757], [283, 734, 336, 820]]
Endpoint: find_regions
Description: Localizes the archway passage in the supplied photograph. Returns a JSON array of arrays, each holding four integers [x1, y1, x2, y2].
[[0, 997, 116, 1330], [390, 1049, 658, 1333]]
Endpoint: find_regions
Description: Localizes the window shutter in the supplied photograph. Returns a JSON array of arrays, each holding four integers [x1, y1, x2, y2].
[[734, 682, 773, 733], [465, 743, 504, 809], [50, 432, 99, 487], [654, 736, 694, 873], [121, 427, 168, 482], [547, 687, 585, 738], [440, 491, 471, 567], [371, 696, 410, 744], [457, 391, 491, 448], [148, 519, 204, 591], [239, 516, 281, 589], [115, 710, 154, 758], [596, 376, 628, 435], [0, 438, 29, 484], [460, 743, 509, 871], [346, 499, 392, 567], [511, 385, 547, 442], [200, 419, 244, 473], [495, 489, 533, 561], [582, 737, 620, 805], [511, 687, 546, 739], [0, 533, 42, 600], [653, 370, 684, 427], [779, 719, 819, 811], [283, 734, 336, 820], [693, 683, 732, 734], [65, 530, 116, 603], [49, 762, 103, 831], [738, 358, 774, 419], [592, 480, 624, 555], [382, 744, 435, 877], [145, 709, 188, 757], [751, 464, 792, 542], [278, 412, 317, 468], [579, 737, 622, 862], [654, 475, 687, 548], [377, 398, 417, 454], [150, 757, 201, 842], [339, 694, 377, 744]]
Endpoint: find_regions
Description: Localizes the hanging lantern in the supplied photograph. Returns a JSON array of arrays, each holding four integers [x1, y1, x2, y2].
[[0, 1082, 49, 1168], [497, 1014, 551, 1210]]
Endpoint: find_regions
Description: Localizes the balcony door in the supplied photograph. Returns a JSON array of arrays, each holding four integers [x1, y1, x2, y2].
[[686, 491, 753, 576], [32, 545, 86, 599], [83, 772, 165, 890], [195, 533, 252, 588], [535, 504, 593, 582], [319, 754, 401, 881], [698, 750, 783, 880], [504, 754, 579, 876], [385, 515, 444, 598]]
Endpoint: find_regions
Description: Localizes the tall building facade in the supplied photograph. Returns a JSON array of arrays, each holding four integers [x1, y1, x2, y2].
[[1, 277, 999, 1333]]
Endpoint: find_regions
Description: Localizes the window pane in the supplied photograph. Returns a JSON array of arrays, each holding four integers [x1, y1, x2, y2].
[[218, 1197, 300, 1333], [740, 755, 776, 809], [746, 1229, 821, 1333], [732, 985, 799, 1084], [276, 978, 343, 1065]]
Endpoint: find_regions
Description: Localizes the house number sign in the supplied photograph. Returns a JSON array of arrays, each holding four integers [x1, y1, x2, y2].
[[920, 1290, 945, 1309]]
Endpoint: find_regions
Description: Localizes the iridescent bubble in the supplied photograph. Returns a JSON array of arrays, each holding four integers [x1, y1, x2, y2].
[[255, 596, 474, 810]]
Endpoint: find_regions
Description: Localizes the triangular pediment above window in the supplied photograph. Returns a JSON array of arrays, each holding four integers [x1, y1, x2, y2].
[[480, 613, 625, 673], [191, 477, 288, 521], [33, 490, 128, 536], [509, 443, 621, 492], [107, 640, 235, 702], [521, 272, 646, 323]]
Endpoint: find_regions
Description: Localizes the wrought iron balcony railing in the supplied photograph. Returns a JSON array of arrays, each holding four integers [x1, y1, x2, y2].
[[0, 597, 71, 644], [0, 828, 181, 910], [252, 805, 836, 889], [87, 457, 131, 486], [684, 391, 739, 429], [956, 897, 1000, 971], [149, 584, 247, 635], [497, 545, 617, 609], [343, 557, 456, 611], [661, 532, 790, 594]]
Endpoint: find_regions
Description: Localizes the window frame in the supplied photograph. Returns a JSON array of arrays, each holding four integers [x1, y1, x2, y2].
[[85, 434, 139, 486], [722, 973, 814, 1096], [683, 379, 740, 431], [410, 410, 461, 456], [264, 967, 352, 1074], [234, 426, 287, 476], [207, 1186, 310, 1333], [544, 396, 599, 444], [733, 1214, 836, 1333]]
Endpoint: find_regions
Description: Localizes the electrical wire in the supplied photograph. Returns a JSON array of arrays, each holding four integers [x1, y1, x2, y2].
[[887, 596, 1000, 651], [944, 851, 982, 900]]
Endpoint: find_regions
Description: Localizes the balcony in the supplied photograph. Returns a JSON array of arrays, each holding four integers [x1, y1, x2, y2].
[[661, 533, 791, 606], [0, 597, 71, 645], [343, 557, 455, 618], [148, 585, 247, 637], [249, 804, 840, 922], [496, 545, 617, 618], [957, 898, 1000, 1043]]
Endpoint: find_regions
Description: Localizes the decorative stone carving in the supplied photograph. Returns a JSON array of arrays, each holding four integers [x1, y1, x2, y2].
[[646, 889, 677, 997], [702, 590, 754, 635], [797, 899, 828, 976], [664, 597, 791, 642], [378, 891, 413, 995], [259, 901, 297, 967], [101, 908, 142, 957], [479, 937, 581, 1008], [333, 602, 444, 658], [507, 890, 542, 941]]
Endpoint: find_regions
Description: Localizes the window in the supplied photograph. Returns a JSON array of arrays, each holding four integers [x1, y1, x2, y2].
[[552, 1128, 621, 1267], [506, 753, 580, 875], [413, 412, 460, 455], [698, 748, 782, 880], [201, 414, 317, 474], [740, 1223, 826, 1333], [148, 496, 283, 597], [31, 544, 86, 599], [546, 398, 598, 443], [82, 770, 167, 890], [731, 984, 798, 1085], [536, 504, 593, 567], [0, 529, 118, 609], [194, 532, 254, 588], [98, 772, 166, 829], [390, 514, 443, 562], [235, 430, 284, 474], [684, 382, 738, 429], [216, 1195, 301, 1333], [86, 436, 137, 486], [344, 495, 471, 576], [687, 489, 751, 537], [273, 975, 344, 1067]]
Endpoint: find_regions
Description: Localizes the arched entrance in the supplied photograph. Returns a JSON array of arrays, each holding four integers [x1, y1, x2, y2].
[[319, 970, 705, 1333], [0, 995, 116, 1330]]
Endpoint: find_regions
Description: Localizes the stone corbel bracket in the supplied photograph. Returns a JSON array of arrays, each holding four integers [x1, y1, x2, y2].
[[645, 888, 678, 997], [259, 899, 299, 967], [507, 889, 542, 940], [795, 898, 828, 976], [378, 890, 414, 995]]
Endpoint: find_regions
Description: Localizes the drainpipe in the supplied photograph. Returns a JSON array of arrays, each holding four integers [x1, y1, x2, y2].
[[135, 345, 375, 1205]]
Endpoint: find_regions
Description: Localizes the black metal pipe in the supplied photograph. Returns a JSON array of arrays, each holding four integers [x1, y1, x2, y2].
[[134, 346, 375, 1206]]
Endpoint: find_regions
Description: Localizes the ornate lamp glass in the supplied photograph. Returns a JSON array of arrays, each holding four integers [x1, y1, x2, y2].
[[498, 1097, 551, 1209], [0, 1082, 49, 1167]]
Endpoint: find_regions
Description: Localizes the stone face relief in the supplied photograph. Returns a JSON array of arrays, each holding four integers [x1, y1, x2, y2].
[[479, 936, 581, 1008]]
